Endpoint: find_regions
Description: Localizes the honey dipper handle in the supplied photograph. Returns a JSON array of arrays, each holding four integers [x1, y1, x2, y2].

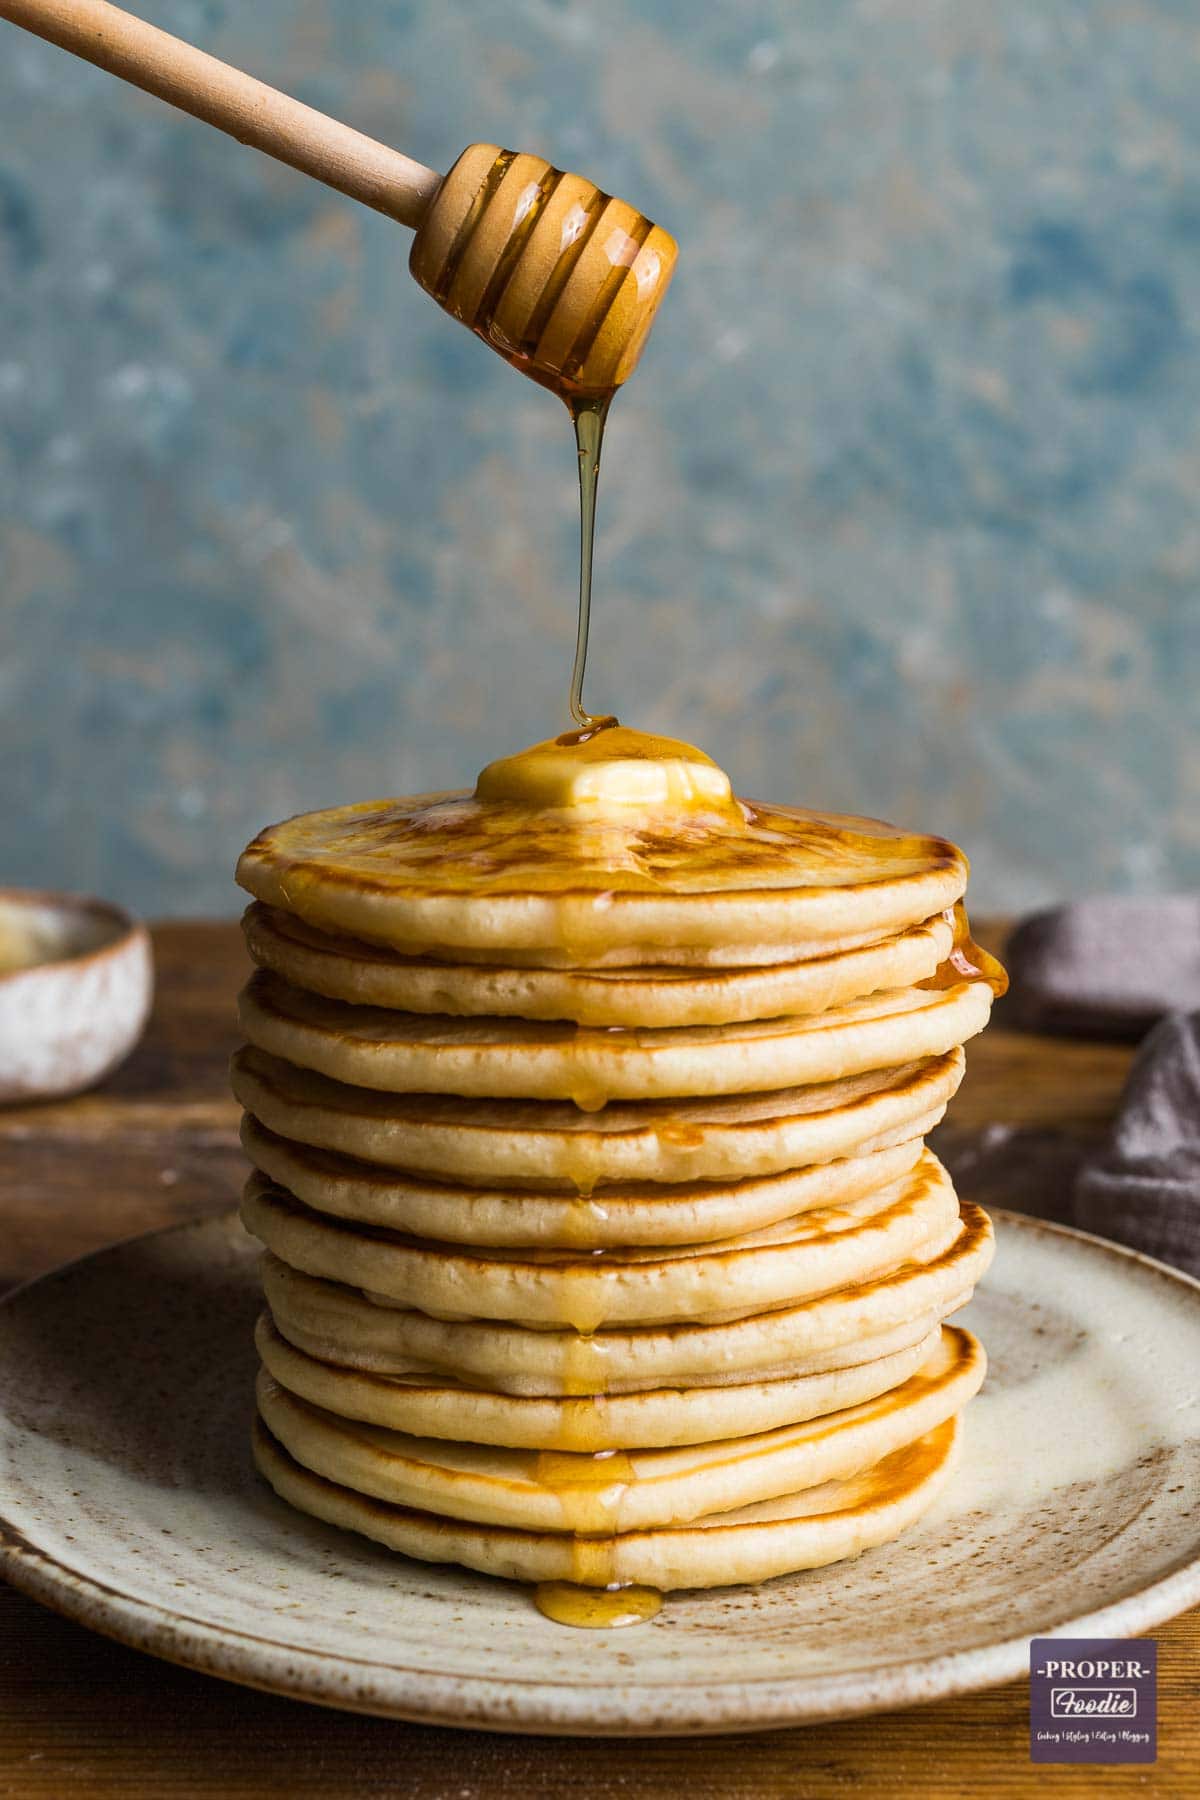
[[0, 0, 443, 229]]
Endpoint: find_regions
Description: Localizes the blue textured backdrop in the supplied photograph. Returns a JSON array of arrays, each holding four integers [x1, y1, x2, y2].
[[1, 1, 1195, 915]]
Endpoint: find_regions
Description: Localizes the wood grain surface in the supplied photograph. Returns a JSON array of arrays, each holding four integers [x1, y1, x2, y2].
[[0, 920, 1196, 1797]]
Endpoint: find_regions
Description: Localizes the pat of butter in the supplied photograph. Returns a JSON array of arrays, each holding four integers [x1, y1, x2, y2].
[[475, 723, 734, 811]]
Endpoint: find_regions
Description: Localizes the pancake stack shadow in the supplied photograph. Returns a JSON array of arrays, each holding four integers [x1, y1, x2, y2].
[[231, 791, 1005, 1611]]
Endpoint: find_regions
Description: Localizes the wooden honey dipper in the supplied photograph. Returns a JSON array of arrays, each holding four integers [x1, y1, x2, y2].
[[0, 0, 678, 399]]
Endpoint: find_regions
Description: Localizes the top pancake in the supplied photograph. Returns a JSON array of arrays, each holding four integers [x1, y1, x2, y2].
[[236, 791, 968, 962]]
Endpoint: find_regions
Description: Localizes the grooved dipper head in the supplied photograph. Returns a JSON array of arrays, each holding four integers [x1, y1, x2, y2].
[[409, 143, 678, 402]]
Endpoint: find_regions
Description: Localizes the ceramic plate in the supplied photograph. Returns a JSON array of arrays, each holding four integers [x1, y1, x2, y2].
[[1, 1210, 1198, 1735]]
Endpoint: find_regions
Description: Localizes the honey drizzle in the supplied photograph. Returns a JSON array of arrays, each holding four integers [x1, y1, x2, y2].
[[558, 1330, 612, 1399], [922, 902, 1009, 997], [568, 396, 613, 729], [534, 1446, 635, 1529], [532, 1440, 662, 1628]]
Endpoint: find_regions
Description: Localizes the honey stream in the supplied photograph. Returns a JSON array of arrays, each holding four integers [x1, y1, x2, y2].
[[568, 397, 614, 730]]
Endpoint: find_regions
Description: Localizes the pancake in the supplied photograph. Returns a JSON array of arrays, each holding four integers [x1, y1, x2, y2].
[[230, 1045, 964, 1187], [259, 1200, 994, 1393], [253, 1326, 982, 1529], [235, 792, 968, 961], [254, 1311, 945, 1449], [238, 1115, 925, 1247], [242, 902, 956, 1027], [262, 1253, 954, 1392], [240, 1152, 961, 1331], [237, 967, 995, 1105], [252, 1411, 961, 1591]]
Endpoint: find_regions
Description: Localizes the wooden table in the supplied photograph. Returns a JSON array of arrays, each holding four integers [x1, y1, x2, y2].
[[1, 922, 1196, 1796]]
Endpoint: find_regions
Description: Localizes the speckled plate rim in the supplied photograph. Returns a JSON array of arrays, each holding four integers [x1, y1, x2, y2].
[[1, 1208, 1199, 1737]]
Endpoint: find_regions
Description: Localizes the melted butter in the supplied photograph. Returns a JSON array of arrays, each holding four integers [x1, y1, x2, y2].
[[534, 1582, 663, 1629], [475, 722, 736, 815]]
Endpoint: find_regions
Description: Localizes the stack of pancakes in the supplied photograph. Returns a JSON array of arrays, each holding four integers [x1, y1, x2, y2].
[[233, 733, 1004, 1610]]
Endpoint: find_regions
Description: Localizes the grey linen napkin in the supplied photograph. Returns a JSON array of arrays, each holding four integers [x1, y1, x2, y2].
[[1004, 896, 1200, 1037], [997, 897, 1200, 1277], [1072, 1012, 1200, 1279]]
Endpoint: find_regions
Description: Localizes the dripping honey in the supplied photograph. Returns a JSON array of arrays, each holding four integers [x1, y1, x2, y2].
[[921, 904, 1008, 998], [531, 1441, 663, 1627], [568, 397, 610, 729]]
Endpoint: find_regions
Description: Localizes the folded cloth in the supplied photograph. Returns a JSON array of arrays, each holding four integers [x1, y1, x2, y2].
[[1005, 896, 1200, 1037], [1073, 1012, 1200, 1279]]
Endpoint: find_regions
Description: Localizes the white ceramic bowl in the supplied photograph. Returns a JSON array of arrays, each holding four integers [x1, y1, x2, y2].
[[0, 890, 154, 1103]]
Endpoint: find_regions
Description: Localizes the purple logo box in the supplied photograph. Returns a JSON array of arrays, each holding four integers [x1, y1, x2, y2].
[[1030, 1638, 1157, 1763]]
